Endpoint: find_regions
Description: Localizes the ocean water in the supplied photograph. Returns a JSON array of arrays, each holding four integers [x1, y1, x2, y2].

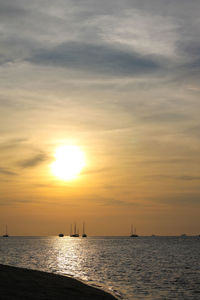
[[0, 236, 199, 299]]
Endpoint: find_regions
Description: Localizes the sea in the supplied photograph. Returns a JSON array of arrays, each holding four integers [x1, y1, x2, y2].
[[0, 236, 199, 300]]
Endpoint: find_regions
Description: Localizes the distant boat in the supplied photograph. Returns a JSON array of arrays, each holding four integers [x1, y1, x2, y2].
[[58, 233, 64, 237], [181, 234, 187, 237], [3, 225, 9, 237], [82, 222, 87, 238], [130, 225, 138, 237], [70, 223, 79, 237]]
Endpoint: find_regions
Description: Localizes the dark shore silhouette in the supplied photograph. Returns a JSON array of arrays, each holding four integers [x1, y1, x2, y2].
[[0, 264, 117, 300]]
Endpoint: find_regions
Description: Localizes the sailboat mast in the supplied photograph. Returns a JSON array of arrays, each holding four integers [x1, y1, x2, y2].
[[70, 224, 72, 236], [131, 224, 133, 235], [83, 222, 85, 235]]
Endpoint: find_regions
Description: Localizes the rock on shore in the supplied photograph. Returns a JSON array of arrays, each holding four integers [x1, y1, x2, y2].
[[0, 264, 117, 300]]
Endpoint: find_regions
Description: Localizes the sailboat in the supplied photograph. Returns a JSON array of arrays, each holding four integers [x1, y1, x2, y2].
[[70, 223, 79, 237], [3, 225, 9, 237], [130, 224, 138, 237], [82, 222, 87, 238]]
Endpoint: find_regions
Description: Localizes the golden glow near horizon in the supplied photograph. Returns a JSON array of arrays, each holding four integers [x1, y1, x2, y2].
[[51, 145, 86, 180]]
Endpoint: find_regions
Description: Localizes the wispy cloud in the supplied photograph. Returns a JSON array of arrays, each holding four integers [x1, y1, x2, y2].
[[0, 2, 27, 18], [0, 0, 200, 81], [18, 153, 48, 168], [0, 138, 28, 150], [145, 174, 200, 181], [0, 167, 17, 176], [0, 198, 39, 206], [82, 167, 111, 175], [28, 41, 161, 76], [94, 195, 138, 207], [186, 125, 200, 139], [137, 158, 192, 165], [156, 193, 200, 206], [177, 175, 200, 181], [140, 112, 187, 123]]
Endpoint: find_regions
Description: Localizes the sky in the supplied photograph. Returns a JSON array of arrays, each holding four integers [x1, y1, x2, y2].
[[0, 0, 200, 236]]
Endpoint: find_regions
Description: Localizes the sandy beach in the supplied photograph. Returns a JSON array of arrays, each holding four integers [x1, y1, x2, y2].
[[0, 264, 117, 300]]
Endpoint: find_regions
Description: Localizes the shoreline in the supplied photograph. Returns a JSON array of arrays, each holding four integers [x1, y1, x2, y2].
[[0, 264, 118, 300]]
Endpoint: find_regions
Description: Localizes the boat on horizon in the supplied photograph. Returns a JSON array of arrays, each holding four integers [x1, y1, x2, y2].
[[3, 225, 9, 237], [70, 223, 79, 237], [130, 225, 138, 237], [58, 233, 64, 237], [82, 222, 87, 238]]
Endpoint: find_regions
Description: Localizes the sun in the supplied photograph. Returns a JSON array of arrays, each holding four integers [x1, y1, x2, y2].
[[51, 145, 86, 180]]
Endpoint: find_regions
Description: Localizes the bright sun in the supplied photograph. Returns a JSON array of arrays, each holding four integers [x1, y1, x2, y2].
[[51, 145, 86, 180]]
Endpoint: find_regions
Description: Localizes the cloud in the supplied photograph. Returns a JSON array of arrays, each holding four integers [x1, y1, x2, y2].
[[0, 198, 39, 206], [141, 112, 187, 123], [156, 193, 200, 206], [0, 167, 17, 176], [178, 41, 200, 59], [177, 175, 200, 181], [181, 58, 200, 78], [0, 0, 200, 220], [0, 0, 199, 82], [0, 138, 28, 150], [138, 158, 192, 165], [187, 125, 200, 139], [94, 195, 138, 207], [28, 41, 161, 76], [18, 153, 48, 168], [82, 167, 111, 175], [0, 2, 27, 18], [141, 112, 189, 123], [146, 174, 200, 181]]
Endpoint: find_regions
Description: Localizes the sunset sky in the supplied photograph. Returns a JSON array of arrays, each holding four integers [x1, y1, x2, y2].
[[0, 0, 200, 236]]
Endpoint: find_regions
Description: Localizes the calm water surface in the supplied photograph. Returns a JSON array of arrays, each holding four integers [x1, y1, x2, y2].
[[0, 236, 199, 299]]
